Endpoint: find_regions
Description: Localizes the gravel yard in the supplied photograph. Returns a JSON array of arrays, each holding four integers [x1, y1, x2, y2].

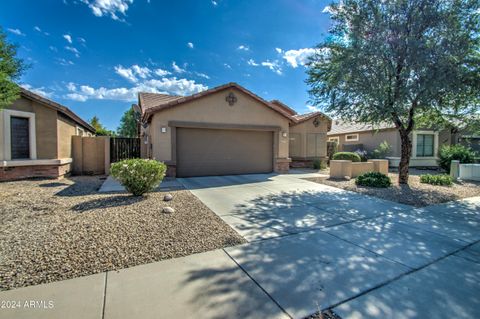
[[306, 171, 480, 207], [0, 176, 245, 291]]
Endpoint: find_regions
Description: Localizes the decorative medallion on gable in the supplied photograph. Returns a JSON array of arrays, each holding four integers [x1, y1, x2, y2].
[[225, 92, 237, 106], [313, 117, 320, 127]]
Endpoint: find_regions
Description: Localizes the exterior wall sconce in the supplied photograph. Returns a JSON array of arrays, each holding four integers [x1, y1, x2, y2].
[[161, 127, 167, 133], [281, 131, 288, 138]]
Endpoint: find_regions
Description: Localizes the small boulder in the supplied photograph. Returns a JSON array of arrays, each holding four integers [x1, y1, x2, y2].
[[163, 207, 174, 214], [163, 194, 173, 201]]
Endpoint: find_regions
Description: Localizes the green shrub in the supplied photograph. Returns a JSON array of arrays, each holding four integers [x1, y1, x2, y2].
[[332, 152, 362, 162], [370, 141, 392, 159], [354, 149, 369, 162], [355, 171, 392, 188], [313, 159, 327, 170], [110, 159, 167, 196], [439, 144, 475, 173], [420, 174, 453, 186]]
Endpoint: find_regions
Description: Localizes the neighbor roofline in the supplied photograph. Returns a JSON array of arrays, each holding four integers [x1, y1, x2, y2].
[[19, 87, 96, 133], [327, 126, 397, 136]]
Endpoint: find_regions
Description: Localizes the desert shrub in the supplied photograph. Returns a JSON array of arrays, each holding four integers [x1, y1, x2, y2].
[[354, 149, 368, 162], [313, 159, 327, 170], [110, 159, 167, 196], [332, 152, 362, 162], [438, 144, 475, 173], [420, 174, 453, 186], [370, 141, 392, 159], [355, 171, 392, 188]]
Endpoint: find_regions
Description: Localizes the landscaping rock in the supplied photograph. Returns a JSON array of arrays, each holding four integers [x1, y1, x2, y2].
[[162, 206, 175, 214], [0, 176, 245, 291], [163, 194, 173, 201]]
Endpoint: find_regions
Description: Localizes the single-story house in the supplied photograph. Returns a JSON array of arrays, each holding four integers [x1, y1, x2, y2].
[[0, 87, 95, 181], [136, 82, 331, 177], [327, 120, 472, 167]]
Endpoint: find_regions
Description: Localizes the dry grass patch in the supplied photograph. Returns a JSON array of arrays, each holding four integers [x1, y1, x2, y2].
[[306, 173, 480, 207], [0, 176, 245, 291]]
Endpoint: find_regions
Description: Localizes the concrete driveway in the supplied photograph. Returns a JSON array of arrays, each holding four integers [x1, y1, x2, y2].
[[1, 173, 478, 319], [179, 173, 480, 318]]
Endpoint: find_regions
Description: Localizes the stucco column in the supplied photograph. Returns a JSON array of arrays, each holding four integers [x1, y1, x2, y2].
[[450, 160, 460, 180]]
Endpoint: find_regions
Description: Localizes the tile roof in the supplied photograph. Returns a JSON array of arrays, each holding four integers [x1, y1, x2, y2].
[[138, 92, 182, 112], [20, 87, 95, 133], [270, 100, 297, 116], [328, 119, 395, 135], [138, 82, 331, 131], [139, 82, 295, 121]]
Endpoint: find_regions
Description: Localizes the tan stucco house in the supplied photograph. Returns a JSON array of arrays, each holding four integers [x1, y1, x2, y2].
[[0, 88, 95, 181], [327, 120, 457, 167], [137, 82, 331, 177]]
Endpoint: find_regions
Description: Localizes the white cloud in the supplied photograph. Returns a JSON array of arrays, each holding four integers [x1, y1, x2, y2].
[[261, 60, 282, 75], [195, 72, 210, 79], [64, 77, 208, 102], [55, 58, 74, 66], [34, 26, 50, 36], [154, 68, 171, 77], [49, 46, 58, 52], [65, 46, 80, 57], [78, 37, 87, 46], [211, 0, 218, 6], [282, 48, 317, 68], [187, 42, 194, 49], [131, 65, 151, 79], [275, 48, 283, 54], [114, 65, 138, 82], [247, 59, 282, 74], [172, 61, 186, 73], [85, 0, 133, 21], [63, 34, 73, 43], [322, 5, 335, 14], [237, 45, 249, 51], [66, 93, 89, 102], [7, 28, 25, 36], [306, 105, 320, 112], [223, 63, 232, 69], [21, 84, 53, 98], [66, 82, 77, 91]]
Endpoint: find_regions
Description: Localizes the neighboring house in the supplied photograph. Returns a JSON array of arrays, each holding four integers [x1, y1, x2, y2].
[[136, 82, 331, 177], [327, 120, 455, 167], [0, 88, 95, 181]]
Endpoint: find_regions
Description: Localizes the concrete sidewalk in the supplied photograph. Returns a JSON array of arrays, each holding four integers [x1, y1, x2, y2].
[[1, 173, 479, 319]]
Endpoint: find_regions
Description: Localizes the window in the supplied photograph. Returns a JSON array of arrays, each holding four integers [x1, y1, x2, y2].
[[328, 137, 339, 143], [416, 134, 434, 157], [10, 117, 30, 159], [345, 134, 359, 142], [2, 109, 36, 160]]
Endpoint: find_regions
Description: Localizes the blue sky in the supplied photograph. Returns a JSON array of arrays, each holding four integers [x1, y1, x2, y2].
[[0, 0, 332, 130]]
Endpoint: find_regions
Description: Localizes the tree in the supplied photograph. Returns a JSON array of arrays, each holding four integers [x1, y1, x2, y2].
[[117, 108, 139, 137], [89, 116, 116, 136], [307, 0, 480, 184], [0, 26, 28, 109]]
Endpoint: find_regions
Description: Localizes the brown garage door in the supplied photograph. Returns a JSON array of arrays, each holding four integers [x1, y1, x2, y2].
[[176, 128, 273, 177]]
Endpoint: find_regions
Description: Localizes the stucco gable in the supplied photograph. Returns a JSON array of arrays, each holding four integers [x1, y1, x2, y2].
[[141, 83, 293, 122]]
